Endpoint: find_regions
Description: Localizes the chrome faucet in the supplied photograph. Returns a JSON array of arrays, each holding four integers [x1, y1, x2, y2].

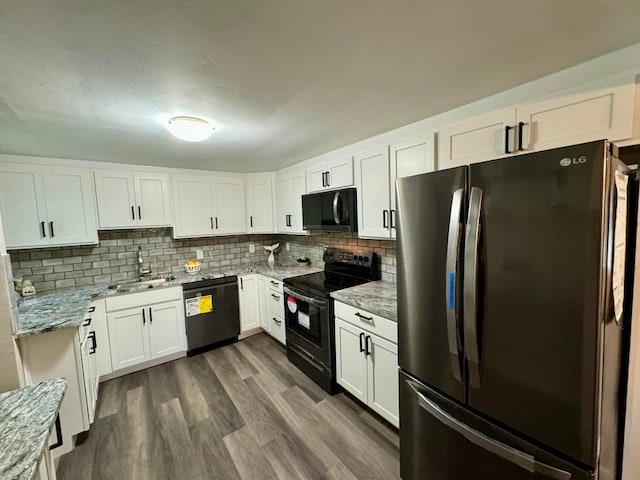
[[138, 246, 151, 278]]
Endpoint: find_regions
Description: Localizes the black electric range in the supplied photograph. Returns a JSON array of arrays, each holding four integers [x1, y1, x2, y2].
[[283, 247, 379, 393]]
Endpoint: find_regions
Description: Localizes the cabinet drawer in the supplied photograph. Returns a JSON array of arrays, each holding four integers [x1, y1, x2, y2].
[[334, 301, 397, 344], [268, 290, 284, 317], [105, 286, 182, 312], [266, 277, 283, 293]]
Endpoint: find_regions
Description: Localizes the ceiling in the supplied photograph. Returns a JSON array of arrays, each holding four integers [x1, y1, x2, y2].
[[1, 1, 640, 172]]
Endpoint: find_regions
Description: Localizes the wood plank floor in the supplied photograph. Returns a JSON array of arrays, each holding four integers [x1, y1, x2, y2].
[[57, 334, 400, 480]]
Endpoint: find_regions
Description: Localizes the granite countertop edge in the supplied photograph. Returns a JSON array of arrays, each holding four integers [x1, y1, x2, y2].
[[0, 378, 67, 480], [330, 280, 398, 322], [14, 263, 323, 338]]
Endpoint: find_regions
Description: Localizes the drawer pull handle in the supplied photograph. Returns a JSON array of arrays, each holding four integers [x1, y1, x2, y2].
[[273, 317, 282, 325], [270, 280, 279, 286], [88, 306, 95, 313], [271, 294, 281, 300], [355, 312, 374, 323]]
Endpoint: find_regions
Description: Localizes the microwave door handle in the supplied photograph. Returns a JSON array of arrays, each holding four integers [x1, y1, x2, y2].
[[283, 286, 326, 307], [464, 187, 483, 389], [332, 191, 342, 224], [445, 188, 464, 382]]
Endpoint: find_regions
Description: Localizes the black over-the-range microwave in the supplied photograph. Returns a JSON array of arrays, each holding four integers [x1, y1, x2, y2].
[[301, 188, 357, 232]]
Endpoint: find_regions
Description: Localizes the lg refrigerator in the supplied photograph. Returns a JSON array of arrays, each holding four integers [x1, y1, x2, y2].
[[396, 140, 635, 480]]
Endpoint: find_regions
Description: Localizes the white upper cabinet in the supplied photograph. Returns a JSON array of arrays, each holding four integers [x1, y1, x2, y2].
[[438, 108, 516, 169], [246, 176, 275, 233], [0, 163, 98, 249], [212, 177, 247, 235], [172, 174, 247, 238], [355, 146, 392, 239], [94, 170, 171, 229], [275, 168, 307, 234], [439, 75, 636, 169], [306, 156, 354, 193]]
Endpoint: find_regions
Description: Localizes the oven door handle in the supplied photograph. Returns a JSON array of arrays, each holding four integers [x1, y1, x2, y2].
[[283, 286, 327, 307]]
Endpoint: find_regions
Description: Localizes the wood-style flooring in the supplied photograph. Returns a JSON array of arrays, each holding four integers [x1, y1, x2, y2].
[[57, 334, 400, 480]]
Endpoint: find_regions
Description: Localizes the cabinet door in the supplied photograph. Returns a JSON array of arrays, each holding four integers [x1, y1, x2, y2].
[[516, 80, 635, 153], [43, 167, 98, 246], [335, 318, 368, 403], [148, 300, 185, 359], [80, 337, 95, 425], [239, 275, 260, 333], [134, 173, 171, 227], [355, 147, 391, 239], [107, 307, 150, 370], [94, 170, 137, 228], [306, 164, 327, 193], [172, 175, 214, 238], [289, 170, 307, 233], [438, 108, 516, 168], [366, 333, 399, 427], [91, 299, 112, 378], [212, 177, 246, 234], [0, 164, 48, 248], [247, 179, 275, 233], [257, 276, 271, 333], [327, 155, 354, 189], [275, 177, 291, 232], [390, 134, 436, 239]]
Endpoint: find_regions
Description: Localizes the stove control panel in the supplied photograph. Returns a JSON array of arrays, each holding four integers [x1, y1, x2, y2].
[[323, 247, 375, 267]]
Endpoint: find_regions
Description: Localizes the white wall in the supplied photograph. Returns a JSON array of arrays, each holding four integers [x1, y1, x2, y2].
[[0, 209, 23, 393]]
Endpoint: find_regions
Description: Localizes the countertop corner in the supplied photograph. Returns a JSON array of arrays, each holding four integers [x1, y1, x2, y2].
[[331, 280, 398, 321]]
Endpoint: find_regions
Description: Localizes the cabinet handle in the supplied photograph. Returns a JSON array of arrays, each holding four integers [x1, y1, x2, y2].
[[390, 209, 396, 229], [131, 206, 135, 220], [270, 280, 279, 286], [250, 216, 253, 228], [365, 335, 371, 356], [210, 217, 214, 229], [517, 121, 525, 151], [271, 294, 280, 300], [149, 307, 153, 324], [382, 210, 389, 229], [40, 221, 47, 238], [240, 277, 244, 290], [138, 206, 142, 220], [142, 308, 146, 325], [82, 317, 92, 327], [49, 414, 63, 450], [88, 306, 95, 313], [504, 125, 511, 154], [321, 172, 326, 187], [49, 221, 55, 238], [89, 331, 97, 354], [273, 317, 282, 325], [359, 332, 365, 353], [215, 216, 219, 229], [355, 312, 374, 323], [325, 171, 330, 187]]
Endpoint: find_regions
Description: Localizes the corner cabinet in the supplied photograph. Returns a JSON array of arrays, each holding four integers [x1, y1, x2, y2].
[[438, 74, 636, 169], [275, 168, 307, 234], [306, 155, 354, 193], [246, 175, 275, 233], [0, 164, 98, 249], [172, 174, 247, 238], [355, 134, 435, 239], [94, 170, 172, 229], [238, 274, 260, 335], [334, 301, 399, 427]]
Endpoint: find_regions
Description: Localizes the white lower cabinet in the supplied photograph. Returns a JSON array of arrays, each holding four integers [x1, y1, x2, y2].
[[256, 275, 286, 345], [334, 302, 399, 427], [105, 287, 186, 373], [238, 274, 260, 334]]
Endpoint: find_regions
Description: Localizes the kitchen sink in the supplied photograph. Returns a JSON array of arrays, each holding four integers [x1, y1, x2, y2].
[[107, 275, 175, 293]]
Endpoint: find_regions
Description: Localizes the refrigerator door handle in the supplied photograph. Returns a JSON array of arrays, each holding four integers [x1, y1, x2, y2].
[[464, 187, 483, 388], [406, 380, 572, 480], [445, 188, 464, 382]]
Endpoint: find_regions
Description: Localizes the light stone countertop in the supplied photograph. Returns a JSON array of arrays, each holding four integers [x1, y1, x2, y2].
[[14, 263, 322, 338], [0, 378, 67, 480], [331, 280, 397, 321]]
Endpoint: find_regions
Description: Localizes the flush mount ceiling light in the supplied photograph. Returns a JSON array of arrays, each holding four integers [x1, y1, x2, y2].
[[165, 116, 215, 142]]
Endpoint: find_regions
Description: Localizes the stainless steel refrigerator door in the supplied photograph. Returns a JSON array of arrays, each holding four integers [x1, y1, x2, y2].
[[464, 141, 609, 468], [400, 371, 594, 480], [397, 166, 466, 402]]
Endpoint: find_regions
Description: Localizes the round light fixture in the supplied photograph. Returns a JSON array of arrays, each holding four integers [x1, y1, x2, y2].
[[165, 116, 215, 142]]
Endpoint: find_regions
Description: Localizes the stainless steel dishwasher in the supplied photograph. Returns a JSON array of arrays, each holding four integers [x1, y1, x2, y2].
[[183, 276, 240, 354]]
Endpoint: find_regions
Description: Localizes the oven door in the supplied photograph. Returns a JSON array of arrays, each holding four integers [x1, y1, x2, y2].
[[283, 286, 327, 348]]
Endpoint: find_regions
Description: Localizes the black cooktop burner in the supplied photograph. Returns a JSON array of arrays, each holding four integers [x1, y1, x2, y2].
[[284, 271, 371, 296]]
